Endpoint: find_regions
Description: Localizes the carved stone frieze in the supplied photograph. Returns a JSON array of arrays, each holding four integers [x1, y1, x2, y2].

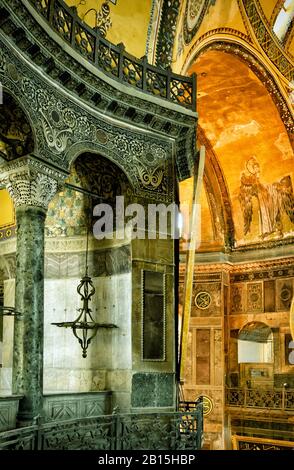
[[0, 0, 197, 182], [0, 40, 174, 201]]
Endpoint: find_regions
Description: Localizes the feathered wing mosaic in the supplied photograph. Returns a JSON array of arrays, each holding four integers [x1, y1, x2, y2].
[[239, 157, 294, 239]]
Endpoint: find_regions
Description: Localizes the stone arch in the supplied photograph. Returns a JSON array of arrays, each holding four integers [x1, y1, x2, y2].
[[198, 126, 235, 248], [66, 142, 136, 192]]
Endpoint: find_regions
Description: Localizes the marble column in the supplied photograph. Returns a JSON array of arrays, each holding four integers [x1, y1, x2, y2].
[[0, 156, 66, 425]]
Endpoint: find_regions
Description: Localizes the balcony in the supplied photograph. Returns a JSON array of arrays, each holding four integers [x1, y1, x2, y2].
[[0, 407, 203, 450], [27, 0, 196, 111], [226, 387, 294, 411]]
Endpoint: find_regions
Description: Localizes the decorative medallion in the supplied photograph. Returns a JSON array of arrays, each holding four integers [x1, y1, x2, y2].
[[195, 291, 211, 309], [183, 0, 210, 44], [280, 285, 292, 303], [196, 395, 213, 416]]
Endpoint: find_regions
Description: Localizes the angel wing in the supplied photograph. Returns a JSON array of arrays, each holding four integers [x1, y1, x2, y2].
[[238, 174, 254, 235], [278, 175, 294, 224]]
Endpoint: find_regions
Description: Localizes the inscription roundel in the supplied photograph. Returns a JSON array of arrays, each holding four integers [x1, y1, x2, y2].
[[196, 395, 213, 416], [280, 286, 291, 302], [195, 291, 211, 309]]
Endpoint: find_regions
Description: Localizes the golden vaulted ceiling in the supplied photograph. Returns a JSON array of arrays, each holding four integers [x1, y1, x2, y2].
[[0, 0, 293, 250]]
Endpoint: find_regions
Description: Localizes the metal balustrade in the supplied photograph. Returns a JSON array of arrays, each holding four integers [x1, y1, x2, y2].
[[226, 387, 294, 411], [0, 408, 203, 450], [28, 0, 196, 111]]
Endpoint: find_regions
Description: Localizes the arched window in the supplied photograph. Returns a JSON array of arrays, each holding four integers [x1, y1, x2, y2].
[[273, 0, 294, 42]]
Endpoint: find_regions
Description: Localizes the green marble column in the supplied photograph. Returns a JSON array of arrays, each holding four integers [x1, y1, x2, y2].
[[0, 156, 65, 425], [13, 206, 46, 423]]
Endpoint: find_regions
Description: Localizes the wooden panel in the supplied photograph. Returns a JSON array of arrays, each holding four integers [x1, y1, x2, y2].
[[264, 280, 275, 312], [196, 329, 210, 385]]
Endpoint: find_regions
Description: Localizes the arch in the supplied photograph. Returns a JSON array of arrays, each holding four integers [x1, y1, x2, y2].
[[238, 321, 272, 343], [66, 142, 137, 192], [199, 126, 235, 248], [182, 43, 294, 246], [237, 321, 274, 366], [46, 151, 133, 238], [181, 37, 294, 144]]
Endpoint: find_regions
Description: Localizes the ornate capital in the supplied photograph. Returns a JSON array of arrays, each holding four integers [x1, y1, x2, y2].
[[0, 156, 67, 210]]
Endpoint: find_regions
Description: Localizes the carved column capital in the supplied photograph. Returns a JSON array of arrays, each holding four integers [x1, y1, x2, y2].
[[0, 155, 67, 210]]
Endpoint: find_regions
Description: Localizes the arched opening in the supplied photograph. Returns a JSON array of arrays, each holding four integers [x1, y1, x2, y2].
[[237, 322, 273, 388], [43, 152, 133, 410], [0, 255, 14, 395], [0, 91, 35, 394], [187, 49, 294, 247]]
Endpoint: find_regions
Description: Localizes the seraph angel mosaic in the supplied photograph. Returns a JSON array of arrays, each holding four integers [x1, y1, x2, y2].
[[239, 157, 294, 239]]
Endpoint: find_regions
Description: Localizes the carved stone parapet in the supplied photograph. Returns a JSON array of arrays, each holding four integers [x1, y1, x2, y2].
[[0, 156, 67, 210]]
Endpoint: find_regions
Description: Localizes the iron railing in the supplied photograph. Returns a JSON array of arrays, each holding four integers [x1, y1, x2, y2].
[[226, 387, 294, 411], [28, 0, 196, 111], [0, 408, 203, 450]]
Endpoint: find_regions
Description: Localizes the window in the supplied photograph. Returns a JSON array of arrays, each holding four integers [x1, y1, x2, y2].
[[273, 0, 294, 42]]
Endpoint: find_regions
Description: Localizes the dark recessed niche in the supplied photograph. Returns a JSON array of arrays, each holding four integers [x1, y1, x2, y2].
[[142, 271, 165, 361]]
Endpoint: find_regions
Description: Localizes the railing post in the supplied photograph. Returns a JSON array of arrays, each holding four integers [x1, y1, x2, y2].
[[196, 397, 203, 450], [166, 66, 171, 101], [142, 55, 147, 92], [244, 387, 247, 407], [111, 407, 121, 451], [282, 387, 285, 411], [48, 0, 56, 24], [94, 30, 100, 66], [191, 72, 197, 112], [36, 416, 42, 450], [70, 18, 76, 48], [118, 42, 125, 80]]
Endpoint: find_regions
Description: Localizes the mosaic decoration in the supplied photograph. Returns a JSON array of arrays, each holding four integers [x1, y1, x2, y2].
[[239, 157, 294, 239], [183, 0, 211, 44], [155, 0, 181, 68], [46, 153, 132, 237]]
